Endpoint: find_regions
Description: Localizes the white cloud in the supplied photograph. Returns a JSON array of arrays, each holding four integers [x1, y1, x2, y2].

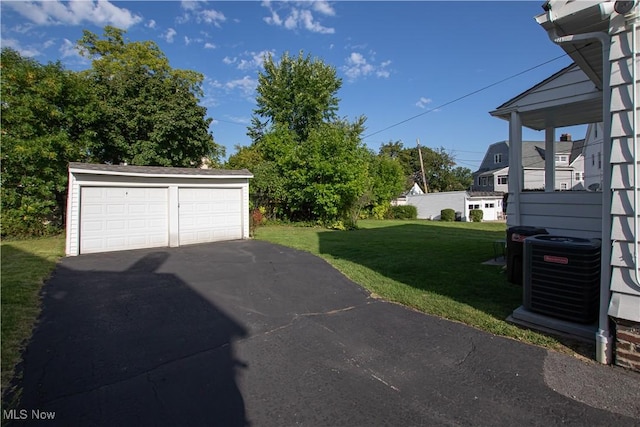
[[225, 76, 258, 97], [415, 97, 432, 109], [312, 1, 336, 16], [224, 115, 251, 125], [184, 36, 191, 46], [180, 1, 199, 12], [342, 52, 391, 82], [204, 42, 217, 49], [1, 38, 40, 57], [146, 19, 156, 29], [60, 38, 82, 59], [162, 28, 177, 43], [5, 0, 142, 29], [178, 1, 226, 27], [224, 50, 273, 71], [200, 9, 226, 27], [262, 1, 334, 34]]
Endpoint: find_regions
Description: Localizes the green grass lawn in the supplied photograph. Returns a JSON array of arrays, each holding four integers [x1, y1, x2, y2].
[[256, 219, 589, 355], [1, 234, 65, 401]]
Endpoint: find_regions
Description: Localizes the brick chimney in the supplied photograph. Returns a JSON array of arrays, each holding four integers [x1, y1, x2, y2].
[[560, 133, 572, 141]]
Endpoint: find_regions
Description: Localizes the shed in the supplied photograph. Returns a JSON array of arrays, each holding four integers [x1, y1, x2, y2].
[[65, 163, 253, 256]]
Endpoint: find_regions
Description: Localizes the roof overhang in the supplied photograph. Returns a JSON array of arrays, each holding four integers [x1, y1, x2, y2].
[[535, 1, 614, 89], [490, 63, 602, 130], [69, 162, 254, 179]]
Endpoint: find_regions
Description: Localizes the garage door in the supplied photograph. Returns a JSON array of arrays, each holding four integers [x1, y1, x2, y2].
[[80, 187, 169, 254], [179, 188, 242, 245]]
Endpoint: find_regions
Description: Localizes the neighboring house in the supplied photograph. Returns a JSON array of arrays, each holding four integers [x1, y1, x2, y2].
[[584, 122, 605, 190], [407, 191, 504, 221], [472, 137, 586, 192], [490, 1, 639, 371]]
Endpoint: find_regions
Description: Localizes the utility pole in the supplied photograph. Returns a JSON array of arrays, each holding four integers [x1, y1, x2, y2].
[[417, 138, 428, 193]]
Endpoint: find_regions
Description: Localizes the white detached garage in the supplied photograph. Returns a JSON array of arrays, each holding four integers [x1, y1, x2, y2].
[[66, 163, 253, 256]]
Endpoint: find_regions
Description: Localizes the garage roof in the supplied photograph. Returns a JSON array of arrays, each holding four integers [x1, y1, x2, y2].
[[69, 162, 253, 179]]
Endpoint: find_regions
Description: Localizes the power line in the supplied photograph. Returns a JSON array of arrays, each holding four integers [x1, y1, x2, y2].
[[362, 52, 569, 140]]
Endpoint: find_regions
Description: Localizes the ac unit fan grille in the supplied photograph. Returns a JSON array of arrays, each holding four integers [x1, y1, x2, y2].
[[524, 237, 600, 324]]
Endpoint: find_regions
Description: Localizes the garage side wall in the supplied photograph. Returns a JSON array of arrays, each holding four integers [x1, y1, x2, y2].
[[65, 171, 80, 256]]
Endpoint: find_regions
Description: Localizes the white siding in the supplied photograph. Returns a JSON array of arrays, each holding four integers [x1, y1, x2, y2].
[[510, 192, 602, 238], [608, 21, 640, 321], [407, 192, 466, 220]]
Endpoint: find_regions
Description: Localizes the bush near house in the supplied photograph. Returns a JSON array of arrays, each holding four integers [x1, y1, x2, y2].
[[440, 209, 455, 222], [470, 209, 484, 222], [387, 205, 417, 220]]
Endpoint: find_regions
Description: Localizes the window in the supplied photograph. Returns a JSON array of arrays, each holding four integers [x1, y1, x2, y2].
[[575, 172, 583, 181], [595, 126, 598, 138], [592, 153, 595, 166], [598, 152, 602, 169], [468, 204, 473, 210], [481, 176, 488, 186], [555, 154, 568, 163], [478, 177, 482, 186], [497, 175, 508, 185], [561, 183, 568, 190], [494, 153, 502, 164], [485, 203, 494, 208]]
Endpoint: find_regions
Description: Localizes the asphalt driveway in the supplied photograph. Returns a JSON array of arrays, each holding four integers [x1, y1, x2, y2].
[[13, 240, 640, 426]]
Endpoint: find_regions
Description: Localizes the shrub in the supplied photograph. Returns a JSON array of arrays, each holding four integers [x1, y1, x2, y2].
[[440, 208, 455, 222], [388, 205, 417, 220], [470, 209, 484, 222], [371, 203, 390, 220]]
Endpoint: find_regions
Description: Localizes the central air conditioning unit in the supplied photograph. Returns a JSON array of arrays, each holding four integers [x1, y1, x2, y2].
[[523, 235, 601, 324]]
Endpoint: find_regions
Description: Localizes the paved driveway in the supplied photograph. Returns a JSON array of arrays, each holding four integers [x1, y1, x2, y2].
[[14, 240, 640, 426]]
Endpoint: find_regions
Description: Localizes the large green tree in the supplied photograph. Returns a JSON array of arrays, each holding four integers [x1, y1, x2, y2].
[[248, 51, 341, 142], [1, 48, 96, 236], [78, 26, 223, 166], [378, 141, 471, 192]]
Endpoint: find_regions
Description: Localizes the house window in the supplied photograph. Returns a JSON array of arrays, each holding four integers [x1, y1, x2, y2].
[[481, 177, 488, 186], [468, 205, 473, 210], [494, 154, 502, 164], [575, 172, 583, 181], [561, 183, 568, 190], [598, 152, 602, 169], [477, 177, 482, 186], [555, 154, 568, 163], [595, 126, 598, 138], [592, 153, 595, 166], [485, 203, 494, 208], [497, 175, 508, 185]]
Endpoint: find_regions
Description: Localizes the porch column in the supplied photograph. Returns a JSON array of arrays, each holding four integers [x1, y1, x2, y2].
[[545, 127, 555, 192], [508, 111, 523, 225]]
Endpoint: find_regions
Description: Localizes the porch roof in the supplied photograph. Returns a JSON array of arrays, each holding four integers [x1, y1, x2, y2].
[[489, 63, 602, 130]]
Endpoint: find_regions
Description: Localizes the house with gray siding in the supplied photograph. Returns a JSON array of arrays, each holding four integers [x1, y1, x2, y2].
[[491, 1, 639, 372], [472, 136, 586, 192]]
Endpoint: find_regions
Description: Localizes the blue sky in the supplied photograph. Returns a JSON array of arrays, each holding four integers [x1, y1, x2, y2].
[[1, 1, 586, 170]]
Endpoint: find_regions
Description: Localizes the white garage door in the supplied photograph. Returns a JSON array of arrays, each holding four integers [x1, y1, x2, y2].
[[179, 188, 242, 245], [80, 187, 169, 254]]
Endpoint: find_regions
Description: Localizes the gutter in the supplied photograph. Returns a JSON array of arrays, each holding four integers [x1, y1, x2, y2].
[[544, 7, 614, 365]]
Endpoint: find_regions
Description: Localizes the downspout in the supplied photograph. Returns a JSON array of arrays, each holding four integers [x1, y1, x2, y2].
[[545, 12, 614, 365]]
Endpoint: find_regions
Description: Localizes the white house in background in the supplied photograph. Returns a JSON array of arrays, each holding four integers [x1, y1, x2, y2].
[[407, 191, 504, 221], [584, 122, 605, 190], [491, 0, 639, 371], [472, 135, 586, 192]]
